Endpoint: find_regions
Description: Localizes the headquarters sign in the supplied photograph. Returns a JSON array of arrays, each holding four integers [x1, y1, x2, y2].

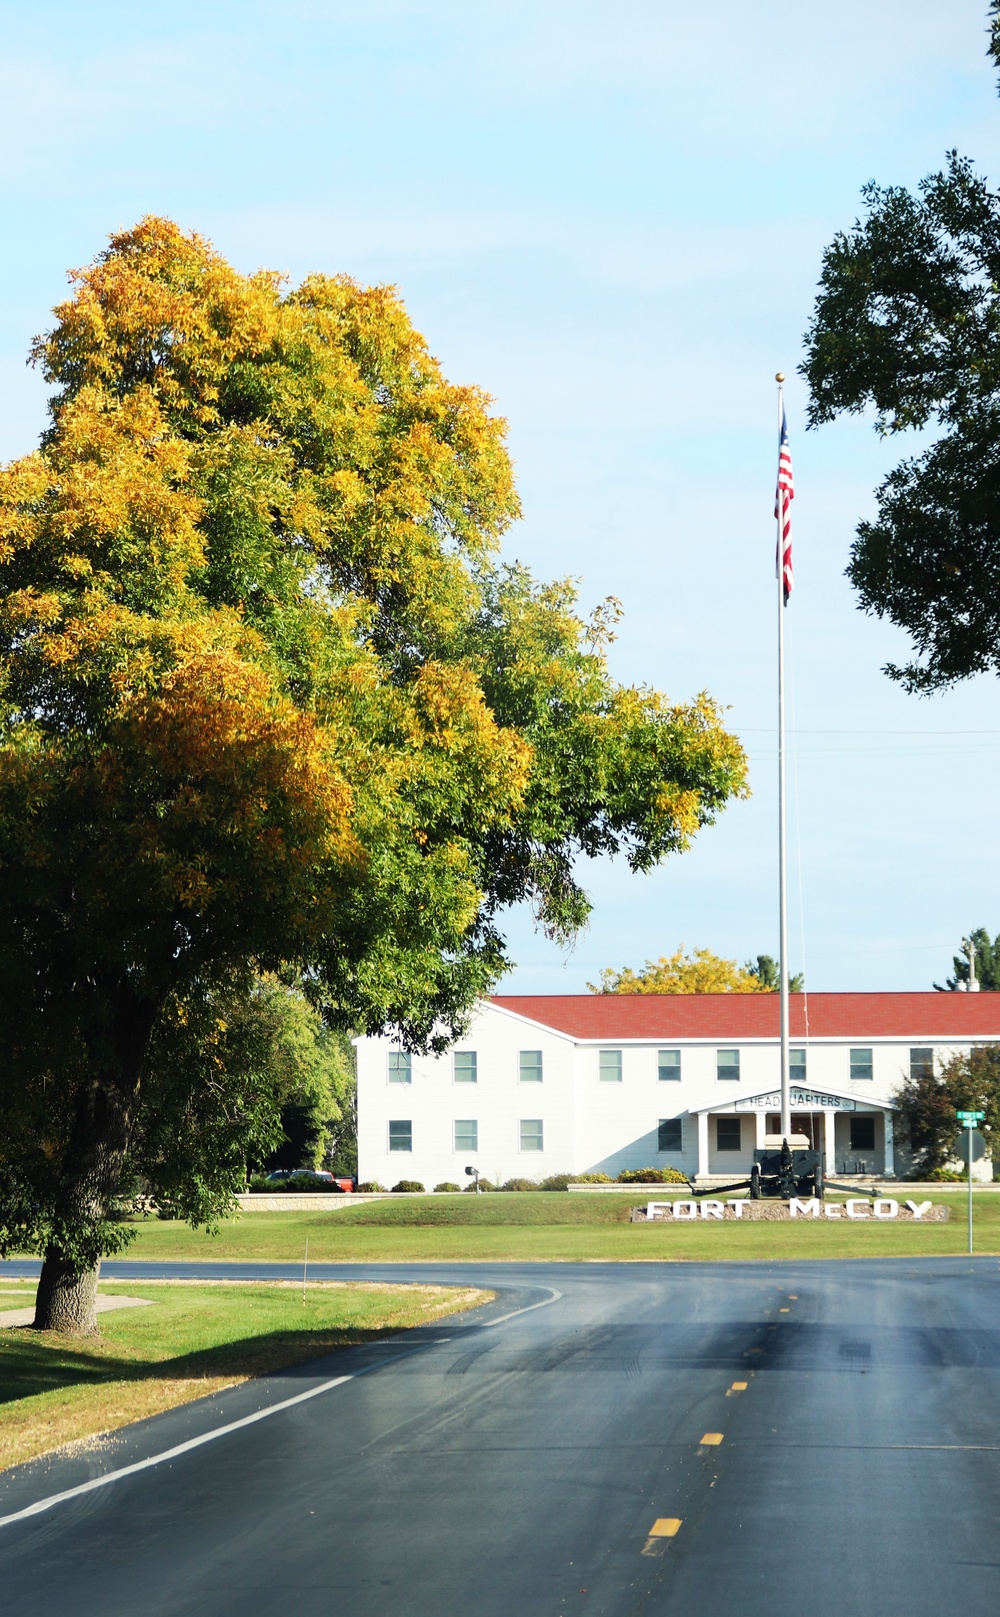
[[731, 1088, 859, 1112]]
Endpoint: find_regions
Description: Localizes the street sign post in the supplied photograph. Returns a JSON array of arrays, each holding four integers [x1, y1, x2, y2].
[[956, 1112, 986, 1254]]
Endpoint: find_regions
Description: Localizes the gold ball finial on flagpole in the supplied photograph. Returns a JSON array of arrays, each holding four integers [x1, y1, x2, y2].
[[775, 372, 785, 383]]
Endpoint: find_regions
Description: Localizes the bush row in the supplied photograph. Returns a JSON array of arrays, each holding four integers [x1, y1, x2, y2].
[[247, 1173, 344, 1193], [352, 1167, 691, 1195]]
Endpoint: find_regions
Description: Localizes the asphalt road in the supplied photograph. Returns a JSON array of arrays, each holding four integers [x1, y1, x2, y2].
[[1, 1256, 999, 1615]]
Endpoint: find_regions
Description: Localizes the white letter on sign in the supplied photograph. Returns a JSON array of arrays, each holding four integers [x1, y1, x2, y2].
[[872, 1199, 898, 1219], [846, 1199, 870, 1219], [905, 1200, 932, 1219], [824, 1203, 842, 1218], [726, 1200, 746, 1218], [673, 1200, 698, 1220], [700, 1200, 724, 1220], [790, 1198, 820, 1218], [646, 1202, 670, 1220]]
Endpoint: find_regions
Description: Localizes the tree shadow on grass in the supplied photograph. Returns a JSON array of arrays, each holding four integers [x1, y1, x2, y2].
[[0, 1324, 410, 1406]]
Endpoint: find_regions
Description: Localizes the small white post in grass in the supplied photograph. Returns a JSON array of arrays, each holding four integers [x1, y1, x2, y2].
[[303, 1237, 309, 1304]]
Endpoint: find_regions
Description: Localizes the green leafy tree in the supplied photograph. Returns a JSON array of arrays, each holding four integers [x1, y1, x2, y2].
[[893, 1045, 1000, 1176], [802, 8, 1000, 689], [934, 928, 1000, 991], [0, 219, 748, 1330], [743, 954, 804, 994], [250, 980, 353, 1172], [322, 1038, 358, 1179]]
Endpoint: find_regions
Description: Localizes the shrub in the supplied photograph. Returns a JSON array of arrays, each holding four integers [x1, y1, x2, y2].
[[926, 1166, 966, 1182], [433, 1181, 462, 1193], [499, 1177, 539, 1192], [356, 1181, 387, 1193], [247, 1172, 344, 1192], [616, 1166, 690, 1185], [391, 1179, 425, 1193], [539, 1172, 615, 1190], [462, 1177, 495, 1191]]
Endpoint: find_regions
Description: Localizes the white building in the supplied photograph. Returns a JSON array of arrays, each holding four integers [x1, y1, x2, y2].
[[356, 992, 1000, 1188]]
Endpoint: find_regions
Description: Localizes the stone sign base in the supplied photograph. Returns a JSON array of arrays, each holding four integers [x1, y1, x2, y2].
[[632, 1196, 950, 1223]]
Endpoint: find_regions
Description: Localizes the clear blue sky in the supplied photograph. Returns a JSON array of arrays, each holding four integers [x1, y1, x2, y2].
[[3, 0, 999, 992]]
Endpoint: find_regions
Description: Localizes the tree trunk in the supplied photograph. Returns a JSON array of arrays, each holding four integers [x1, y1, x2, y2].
[[33, 1250, 101, 1334], [30, 987, 156, 1334]]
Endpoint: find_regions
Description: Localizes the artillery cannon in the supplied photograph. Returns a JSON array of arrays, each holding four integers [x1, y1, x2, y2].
[[750, 1135, 823, 1199], [685, 1133, 863, 1201]]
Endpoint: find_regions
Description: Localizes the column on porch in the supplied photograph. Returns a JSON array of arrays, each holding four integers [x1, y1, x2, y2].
[[823, 1110, 837, 1174], [755, 1111, 767, 1150], [883, 1110, 894, 1177], [696, 1111, 710, 1179]]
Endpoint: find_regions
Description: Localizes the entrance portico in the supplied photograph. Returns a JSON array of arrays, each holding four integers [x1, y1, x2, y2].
[[691, 1083, 896, 1180]]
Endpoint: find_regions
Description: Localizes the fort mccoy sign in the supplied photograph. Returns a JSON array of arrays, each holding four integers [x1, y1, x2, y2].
[[633, 1197, 951, 1223]]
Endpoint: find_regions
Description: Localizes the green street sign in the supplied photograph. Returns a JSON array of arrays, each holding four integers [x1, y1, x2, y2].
[[957, 1110, 985, 1122]]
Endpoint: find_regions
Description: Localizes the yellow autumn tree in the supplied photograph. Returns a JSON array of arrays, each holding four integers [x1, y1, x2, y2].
[[0, 218, 748, 1329], [591, 948, 770, 995]]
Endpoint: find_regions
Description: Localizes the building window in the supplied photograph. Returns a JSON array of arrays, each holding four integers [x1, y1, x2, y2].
[[910, 1047, 934, 1082], [388, 1051, 412, 1084], [520, 1119, 544, 1152], [519, 1050, 543, 1083], [790, 1048, 806, 1079], [388, 1120, 412, 1152], [454, 1050, 478, 1083], [658, 1049, 681, 1081], [716, 1117, 742, 1151], [850, 1048, 873, 1081], [717, 1049, 740, 1082], [599, 1049, 623, 1082], [454, 1119, 478, 1153], [658, 1118, 683, 1152], [850, 1115, 876, 1153]]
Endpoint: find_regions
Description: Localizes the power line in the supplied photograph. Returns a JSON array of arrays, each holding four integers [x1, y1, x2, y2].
[[740, 727, 1000, 735]]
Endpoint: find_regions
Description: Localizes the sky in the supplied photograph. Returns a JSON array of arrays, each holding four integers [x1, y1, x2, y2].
[[2, 0, 999, 994]]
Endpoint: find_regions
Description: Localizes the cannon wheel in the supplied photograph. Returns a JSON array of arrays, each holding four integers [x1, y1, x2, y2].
[[750, 1164, 761, 1201], [814, 1162, 825, 1201]]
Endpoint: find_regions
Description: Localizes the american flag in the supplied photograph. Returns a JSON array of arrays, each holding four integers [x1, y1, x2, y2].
[[775, 403, 794, 603]]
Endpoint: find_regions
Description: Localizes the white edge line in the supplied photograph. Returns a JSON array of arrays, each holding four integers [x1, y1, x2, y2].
[[0, 1285, 562, 1530], [0, 1372, 355, 1530], [477, 1286, 562, 1328]]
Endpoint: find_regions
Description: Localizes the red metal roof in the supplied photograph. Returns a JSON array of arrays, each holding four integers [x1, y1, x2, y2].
[[490, 992, 1000, 1040]]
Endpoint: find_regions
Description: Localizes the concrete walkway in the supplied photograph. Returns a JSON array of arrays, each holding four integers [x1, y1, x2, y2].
[[0, 1295, 155, 1328]]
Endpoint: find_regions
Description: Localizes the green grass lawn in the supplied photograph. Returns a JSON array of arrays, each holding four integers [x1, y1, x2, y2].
[[103, 1189, 999, 1264], [0, 1279, 487, 1473]]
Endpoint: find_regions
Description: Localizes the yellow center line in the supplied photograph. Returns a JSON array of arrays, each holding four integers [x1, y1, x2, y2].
[[779, 1307, 790, 1313], [728, 1381, 748, 1392], [700, 1432, 724, 1446], [641, 1518, 683, 1557]]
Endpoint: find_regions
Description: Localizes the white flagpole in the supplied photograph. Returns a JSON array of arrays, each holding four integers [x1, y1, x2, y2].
[[776, 373, 790, 1140]]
